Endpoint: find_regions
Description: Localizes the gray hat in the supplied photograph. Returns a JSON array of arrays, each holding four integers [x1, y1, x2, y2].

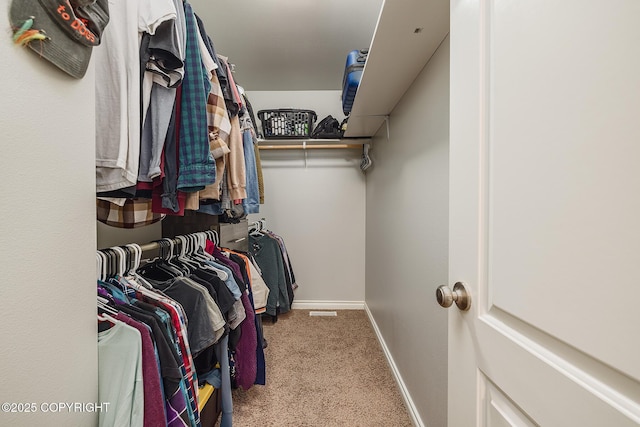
[[9, 0, 110, 78]]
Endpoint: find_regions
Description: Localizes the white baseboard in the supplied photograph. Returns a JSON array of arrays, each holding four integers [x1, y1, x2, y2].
[[291, 300, 365, 310], [364, 303, 423, 427]]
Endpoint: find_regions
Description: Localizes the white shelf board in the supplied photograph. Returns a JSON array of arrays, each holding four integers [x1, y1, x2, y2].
[[343, 0, 449, 138]]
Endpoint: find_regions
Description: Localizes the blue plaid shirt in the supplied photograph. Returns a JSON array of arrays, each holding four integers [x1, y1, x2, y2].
[[177, 2, 216, 192]]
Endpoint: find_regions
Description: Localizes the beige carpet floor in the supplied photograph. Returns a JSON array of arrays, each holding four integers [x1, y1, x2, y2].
[[217, 309, 414, 427]]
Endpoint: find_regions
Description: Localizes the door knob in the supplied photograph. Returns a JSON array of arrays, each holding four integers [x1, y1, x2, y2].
[[436, 282, 471, 311]]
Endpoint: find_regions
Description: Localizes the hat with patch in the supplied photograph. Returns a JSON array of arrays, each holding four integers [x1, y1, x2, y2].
[[9, 0, 110, 78]]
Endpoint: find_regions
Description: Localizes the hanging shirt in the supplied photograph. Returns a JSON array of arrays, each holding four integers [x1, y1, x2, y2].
[[225, 109, 247, 201], [184, 15, 231, 209], [267, 231, 297, 291], [115, 303, 191, 427], [224, 251, 258, 390], [138, 14, 183, 183], [177, 1, 216, 192], [215, 55, 239, 119], [249, 233, 290, 317], [151, 90, 188, 215], [120, 276, 201, 427], [98, 321, 144, 427], [240, 110, 260, 214], [242, 92, 265, 203], [95, 0, 176, 192], [234, 292, 257, 390], [138, 7, 183, 183], [114, 312, 167, 427], [143, 276, 225, 357], [224, 249, 270, 314], [224, 250, 267, 385]]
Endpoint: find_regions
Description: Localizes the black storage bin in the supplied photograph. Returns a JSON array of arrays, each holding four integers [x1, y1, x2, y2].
[[257, 109, 317, 139]]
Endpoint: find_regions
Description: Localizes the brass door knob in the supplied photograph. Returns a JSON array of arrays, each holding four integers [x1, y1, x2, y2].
[[436, 282, 471, 311]]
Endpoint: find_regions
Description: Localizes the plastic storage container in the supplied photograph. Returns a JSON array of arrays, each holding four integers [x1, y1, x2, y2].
[[342, 49, 368, 115], [257, 109, 317, 139]]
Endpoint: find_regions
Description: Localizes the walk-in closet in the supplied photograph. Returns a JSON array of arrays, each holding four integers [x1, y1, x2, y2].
[[4, 0, 640, 425]]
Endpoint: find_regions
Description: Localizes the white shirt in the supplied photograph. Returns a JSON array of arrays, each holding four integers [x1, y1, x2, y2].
[[95, 0, 176, 192], [98, 321, 143, 427]]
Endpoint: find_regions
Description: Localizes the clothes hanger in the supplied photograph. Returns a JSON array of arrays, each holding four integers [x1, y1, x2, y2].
[[254, 219, 267, 236], [97, 295, 113, 305], [174, 235, 199, 273], [193, 232, 207, 253], [121, 244, 138, 278], [360, 143, 372, 171], [101, 251, 109, 281], [185, 233, 208, 262], [107, 246, 138, 295], [136, 239, 182, 280], [107, 247, 119, 277], [184, 233, 214, 270], [126, 243, 141, 275], [119, 246, 130, 275], [124, 243, 154, 290], [97, 296, 118, 314], [167, 238, 181, 263], [96, 252, 102, 281], [101, 248, 115, 278], [153, 239, 178, 276], [162, 238, 188, 276], [186, 231, 232, 278], [97, 294, 118, 324], [187, 233, 212, 267], [202, 232, 215, 253], [184, 233, 225, 274], [124, 245, 136, 276], [99, 249, 110, 278], [112, 246, 129, 277], [97, 312, 118, 325], [249, 221, 261, 236], [194, 232, 213, 257], [204, 229, 219, 246], [97, 251, 107, 281], [191, 233, 222, 271], [185, 234, 197, 255]]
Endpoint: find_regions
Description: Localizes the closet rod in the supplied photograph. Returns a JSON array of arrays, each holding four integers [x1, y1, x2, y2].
[[131, 230, 219, 257], [258, 143, 362, 150], [138, 242, 161, 253]]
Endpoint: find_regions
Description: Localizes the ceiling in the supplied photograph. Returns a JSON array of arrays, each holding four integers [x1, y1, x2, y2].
[[190, 0, 384, 91]]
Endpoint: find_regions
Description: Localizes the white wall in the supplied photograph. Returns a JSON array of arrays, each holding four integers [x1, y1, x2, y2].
[[0, 2, 98, 424], [246, 91, 366, 305], [365, 37, 450, 427]]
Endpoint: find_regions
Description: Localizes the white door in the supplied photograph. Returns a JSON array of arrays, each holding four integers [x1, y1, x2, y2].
[[447, 0, 640, 425]]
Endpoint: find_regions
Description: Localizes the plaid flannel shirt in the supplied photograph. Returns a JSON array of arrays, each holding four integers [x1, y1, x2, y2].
[[177, 2, 216, 193]]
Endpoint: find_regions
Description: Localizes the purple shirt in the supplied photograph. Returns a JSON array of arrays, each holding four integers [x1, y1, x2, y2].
[[234, 292, 258, 390]]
